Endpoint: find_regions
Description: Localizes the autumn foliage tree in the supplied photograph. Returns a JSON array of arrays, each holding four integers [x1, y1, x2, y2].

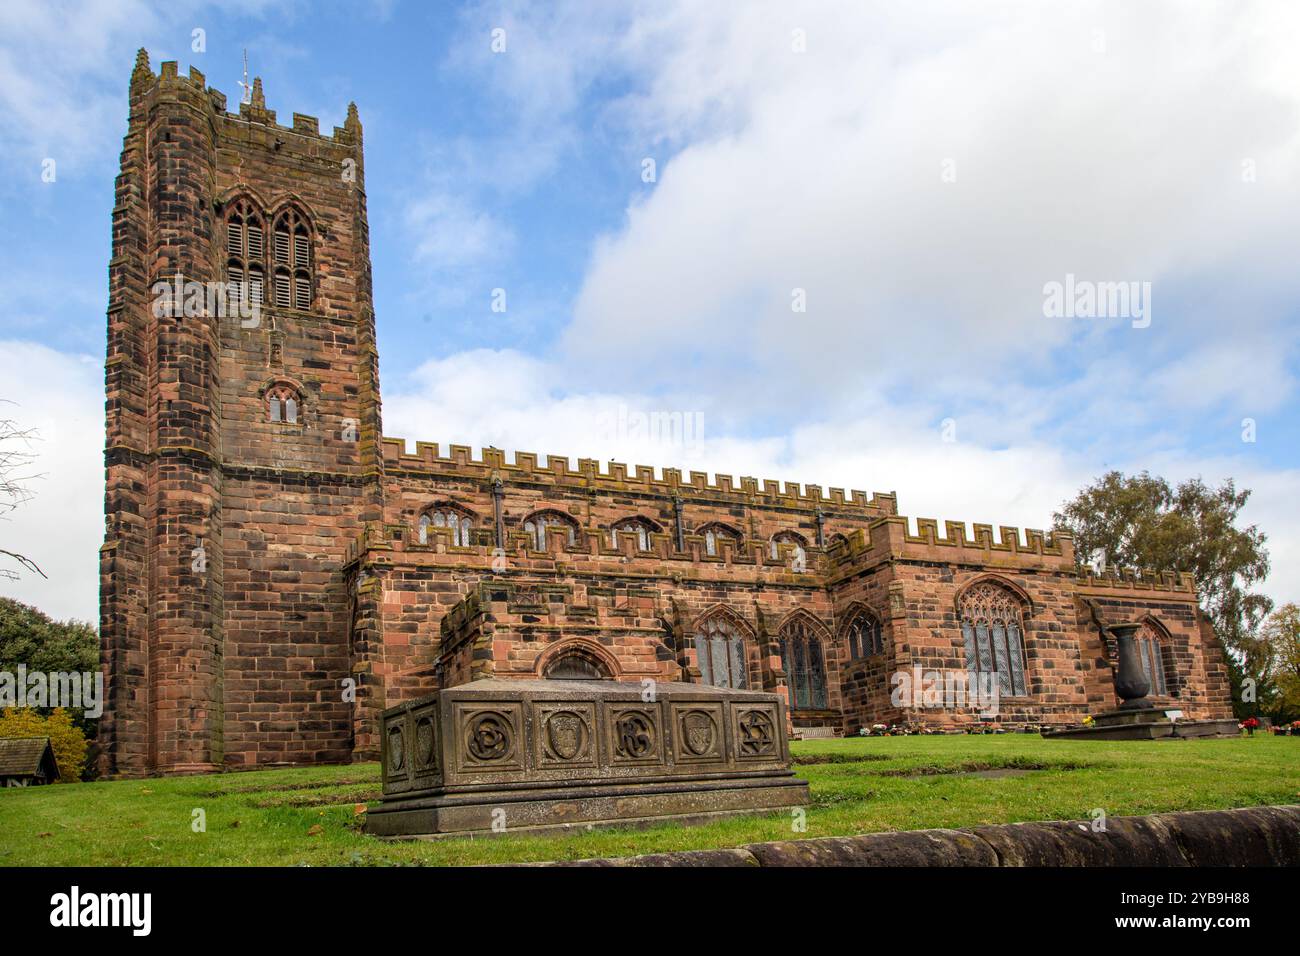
[[0, 708, 87, 782]]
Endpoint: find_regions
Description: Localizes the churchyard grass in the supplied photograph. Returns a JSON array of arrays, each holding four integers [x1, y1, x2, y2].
[[1, 734, 1294, 866]]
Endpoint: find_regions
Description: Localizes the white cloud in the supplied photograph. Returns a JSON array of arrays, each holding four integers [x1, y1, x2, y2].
[[497, 0, 1300, 416], [0, 341, 102, 623]]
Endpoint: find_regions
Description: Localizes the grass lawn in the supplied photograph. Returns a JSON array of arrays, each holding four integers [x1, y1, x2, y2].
[[1, 734, 1295, 866]]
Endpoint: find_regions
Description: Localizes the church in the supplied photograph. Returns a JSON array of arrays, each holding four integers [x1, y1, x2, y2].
[[98, 53, 1233, 776]]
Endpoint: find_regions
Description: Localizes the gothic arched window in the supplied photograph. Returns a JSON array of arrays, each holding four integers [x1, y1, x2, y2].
[[544, 651, 608, 680], [780, 615, 828, 710], [522, 510, 579, 551], [1136, 621, 1174, 697], [266, 383, 300, 424], [959, 581, 1028, 697], [770, 531, 808, 568], [697, 522, 742, 557], [609, 517, 659, 551], [694, 612, 748, 690], [418, 506, 474, 547], [844, 609, 883, 660], [225, 198, 265, 307], [272, 206, 313, 310]]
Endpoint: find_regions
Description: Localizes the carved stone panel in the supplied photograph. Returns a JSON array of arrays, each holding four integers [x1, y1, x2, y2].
[[455, 703, 525, 773], [671, 703, 724, 763], [411, 704, 439, 777], [534, 702, 598, 770], [384, 715, 408, 782], [733, 704, 779, 761], [606, 704, 663, 767]]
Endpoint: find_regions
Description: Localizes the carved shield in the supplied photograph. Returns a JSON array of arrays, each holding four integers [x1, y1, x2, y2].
[[682, 712, 715, 756], [547, 711, 584, 760]]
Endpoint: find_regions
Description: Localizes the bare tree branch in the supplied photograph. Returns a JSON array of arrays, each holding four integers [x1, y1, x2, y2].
[[0, 404, 45, 580]]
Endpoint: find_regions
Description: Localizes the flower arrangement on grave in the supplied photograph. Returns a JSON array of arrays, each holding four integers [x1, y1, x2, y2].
[[1240, 716, 1260, 736]]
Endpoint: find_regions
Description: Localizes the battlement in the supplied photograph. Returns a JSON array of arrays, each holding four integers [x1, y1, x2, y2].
[[379, 437, 897, 514], [132, 49, 361, 147], [898, 516, 1071, 556], [824, 515, 1076, 572], [1075, 566, 1197, 594]]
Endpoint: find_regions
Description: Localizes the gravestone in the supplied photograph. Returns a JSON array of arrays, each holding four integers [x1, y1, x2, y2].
[[365, 679, 810, 838]]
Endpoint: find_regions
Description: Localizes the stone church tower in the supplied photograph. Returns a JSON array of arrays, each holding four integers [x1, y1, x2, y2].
[[99, 52, 383, 775]]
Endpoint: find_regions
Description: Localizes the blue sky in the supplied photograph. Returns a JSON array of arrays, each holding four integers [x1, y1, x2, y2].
[[1, 0, 1298, 622]]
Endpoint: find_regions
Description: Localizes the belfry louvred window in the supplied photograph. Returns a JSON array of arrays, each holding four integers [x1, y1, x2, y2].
[[225, 199, 265, 307], [959, 581, 1029, 697], [272, 207, 313, 309]]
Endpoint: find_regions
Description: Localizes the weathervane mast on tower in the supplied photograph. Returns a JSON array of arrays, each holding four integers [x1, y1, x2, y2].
[[238, 49, 251, 105]]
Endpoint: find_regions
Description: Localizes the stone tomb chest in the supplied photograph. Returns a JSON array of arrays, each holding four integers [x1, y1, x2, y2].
[[365, 678, 810, 838]]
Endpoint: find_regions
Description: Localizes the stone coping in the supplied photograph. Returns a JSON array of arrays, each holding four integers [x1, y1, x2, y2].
[[532, 805, 1300, 867]]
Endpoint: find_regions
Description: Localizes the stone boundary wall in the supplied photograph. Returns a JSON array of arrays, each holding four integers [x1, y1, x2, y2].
[[538, 805, 1300, 866]]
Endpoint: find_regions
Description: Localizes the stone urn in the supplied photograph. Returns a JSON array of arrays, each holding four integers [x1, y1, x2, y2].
[[1110, 622, 1152, 710]]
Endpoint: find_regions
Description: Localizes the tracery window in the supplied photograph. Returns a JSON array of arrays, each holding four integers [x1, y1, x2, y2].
[[266, 383, 300, 424], [844, 609, 884, 660], [1135, 621, 1173, 697], [779, 615, 828, 710], [522, 510, 579, 551], [544, 650, 608, 680], [418, 506, 474, 547], [959, 581, 1028, 697], [609, 517, 658, 551], [697, 522, 742, 557], [695, 613, 748, 690], [770, 531, 807, 567]]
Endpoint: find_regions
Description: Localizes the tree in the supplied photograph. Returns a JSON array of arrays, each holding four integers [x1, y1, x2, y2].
[[1052, 471, 1272, 653], [1252, 603, 1300, 724], [0, 597, 98, 678], [0, 708, 88, 782], [0, 410, 45, 581], [0, 597, 99, 733]]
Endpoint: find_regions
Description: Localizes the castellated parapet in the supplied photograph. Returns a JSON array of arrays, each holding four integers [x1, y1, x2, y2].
[[99, 53, 1232, 776]]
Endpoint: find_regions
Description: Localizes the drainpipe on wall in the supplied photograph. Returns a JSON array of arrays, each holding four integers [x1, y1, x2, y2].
[[672, 493, 685, 552], [492, 477, 504, 550]]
